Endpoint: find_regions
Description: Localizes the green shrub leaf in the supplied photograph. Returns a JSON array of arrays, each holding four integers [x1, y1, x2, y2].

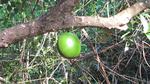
[[140, 15, 150, 34]]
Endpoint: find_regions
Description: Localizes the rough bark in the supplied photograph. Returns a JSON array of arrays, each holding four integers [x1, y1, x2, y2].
[[0, 0, 149, 48]]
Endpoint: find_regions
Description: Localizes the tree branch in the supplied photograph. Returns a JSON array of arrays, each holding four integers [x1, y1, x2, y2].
[[0, 0, 148, 48], [71, 2, 146, 29]]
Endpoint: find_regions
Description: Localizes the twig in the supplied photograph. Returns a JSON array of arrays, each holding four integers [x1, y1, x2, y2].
[[142, 41, 150, 68], [82, 29, 110, 84]]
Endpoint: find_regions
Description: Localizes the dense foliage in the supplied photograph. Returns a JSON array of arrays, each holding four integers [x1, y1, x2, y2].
[[0, 0, 150, 83]]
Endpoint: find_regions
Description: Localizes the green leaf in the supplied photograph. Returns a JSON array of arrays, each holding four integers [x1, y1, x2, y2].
[[145, 33, 150, 40], [140, 15, 150, 33]]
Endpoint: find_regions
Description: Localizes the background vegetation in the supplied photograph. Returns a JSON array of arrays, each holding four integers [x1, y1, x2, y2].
[[0, 0, 150, 83]]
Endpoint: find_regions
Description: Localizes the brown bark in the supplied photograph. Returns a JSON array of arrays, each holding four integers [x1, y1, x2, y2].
[[0, 0, 148, 48]]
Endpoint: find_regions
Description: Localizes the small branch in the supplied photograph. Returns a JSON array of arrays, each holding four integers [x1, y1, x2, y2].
[[0, 77, 6, 83]]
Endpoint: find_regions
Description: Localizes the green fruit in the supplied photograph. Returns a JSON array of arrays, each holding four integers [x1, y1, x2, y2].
[[57, 32, 81, 59]]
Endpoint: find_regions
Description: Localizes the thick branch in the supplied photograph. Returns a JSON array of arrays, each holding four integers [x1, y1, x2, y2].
[[0, 1, 148, 48]]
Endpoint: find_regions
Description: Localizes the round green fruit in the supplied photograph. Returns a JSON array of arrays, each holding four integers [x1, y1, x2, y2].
[[57, 32, 81, 59]]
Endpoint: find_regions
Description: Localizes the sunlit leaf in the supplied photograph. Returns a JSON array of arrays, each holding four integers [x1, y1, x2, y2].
[[145, 33, 150, 40], [140, 15, 150, 33]]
